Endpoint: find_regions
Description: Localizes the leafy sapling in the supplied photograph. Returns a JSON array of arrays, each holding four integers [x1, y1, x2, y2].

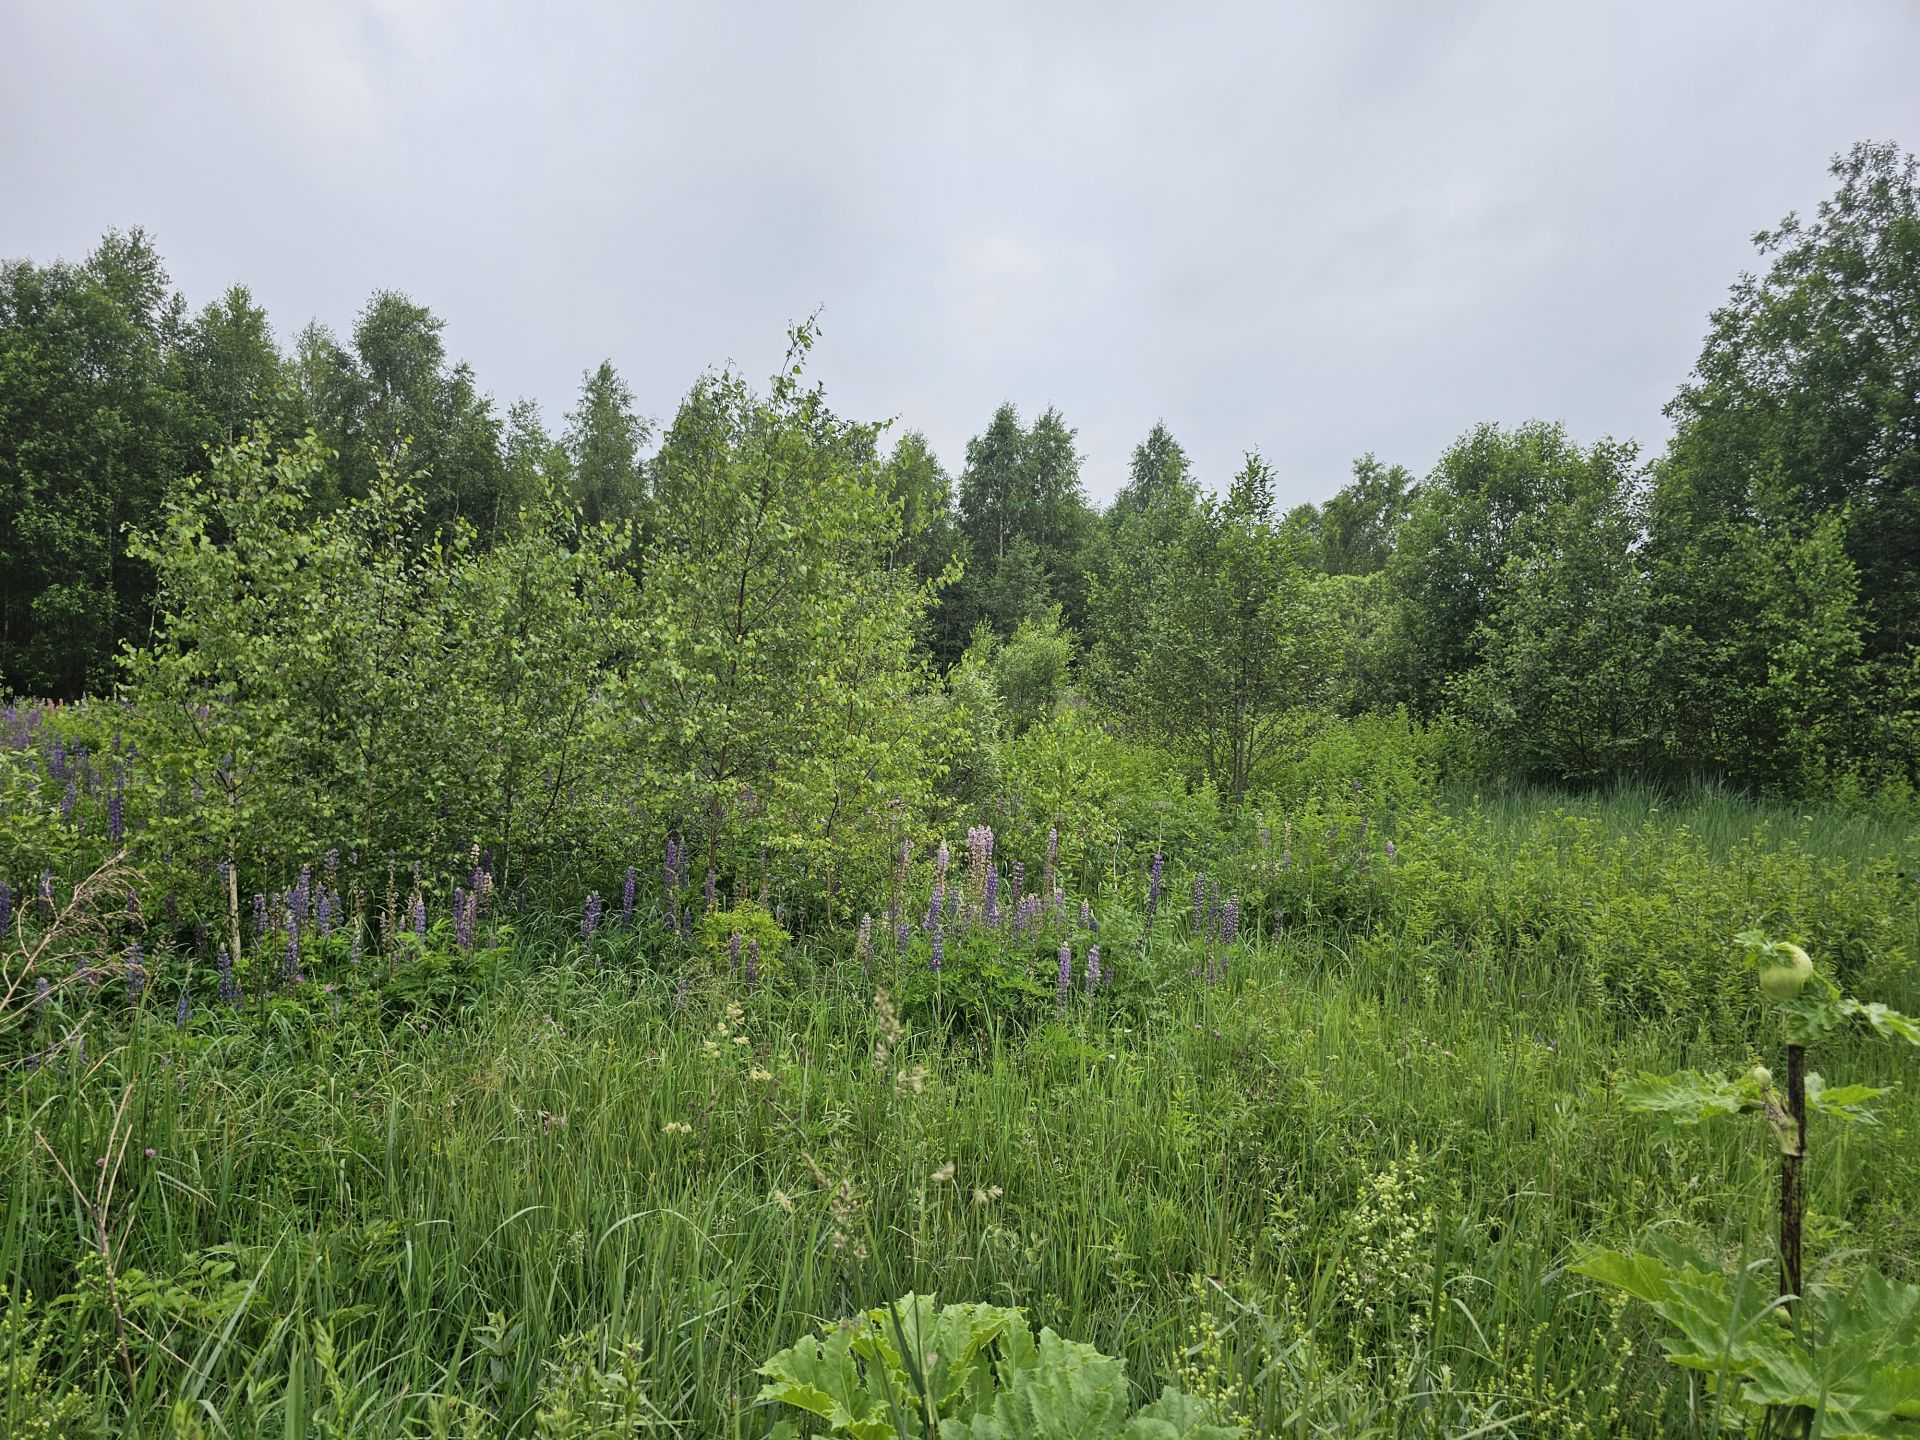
[[1577, 933, 1920, 1436]]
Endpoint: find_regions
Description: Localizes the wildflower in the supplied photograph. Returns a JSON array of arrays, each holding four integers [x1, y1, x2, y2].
[[663, 837, 680, 896], [284, 923, 303, 983], [972, 1184, 1004, 1205], [745, 938, 760, 990], [662, 1121, 693, 1136], [1192, 875, 1206, 932], [216, 946, 237, 1004], [621, 866, 637, 927], [60, 779, 76, 821], [107, 790, 125, 842], [1010, 861, 1026, 908], [930, 931, 943, 973], [124, 943, 146, 1005], [931, 1160, 956, 1184], [674, 974, 689, 1011], [348, 929, 362, 967], [1384, 839, 1398, 860], [703, 868, 717, 912], [175, 990, 193, 1028], [252, 892, 268, 936], [1219, 899, 1240, 947], [1057, 941, 1071, 1006], [984, 870, 1000, 924], [1044, 826, 1059, 888], [315, 891, 334, 936], [1079, 899, 1092, 931], [854, 913, 873, 969], [925, 881, 944, 933], [292, 867, 312, 925], [895, 921, 910, 951], [1086, 943, 1101, 992], [581, 892, 603, 940], [729, 932, 742, 974], [412, 895, 427, 939], [934, 839, 950, 881]]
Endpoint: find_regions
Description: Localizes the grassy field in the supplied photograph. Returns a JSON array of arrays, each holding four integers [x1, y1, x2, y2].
[[4, 784, 1918, 1437]]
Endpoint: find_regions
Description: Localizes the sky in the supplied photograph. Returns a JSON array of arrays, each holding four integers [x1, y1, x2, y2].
[[4, 2, 1919, 507]]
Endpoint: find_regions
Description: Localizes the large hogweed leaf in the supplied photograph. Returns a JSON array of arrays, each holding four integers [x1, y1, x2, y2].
[[757, 1294, 1240, 1438], [1576, 1243, 1920, 1436]]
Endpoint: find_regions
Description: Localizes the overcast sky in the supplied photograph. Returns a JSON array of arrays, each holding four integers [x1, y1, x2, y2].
[[5, 2, 1919, 506]]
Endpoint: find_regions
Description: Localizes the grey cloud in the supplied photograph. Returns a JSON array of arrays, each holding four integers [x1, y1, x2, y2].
[[4, 0, 1917, 502]]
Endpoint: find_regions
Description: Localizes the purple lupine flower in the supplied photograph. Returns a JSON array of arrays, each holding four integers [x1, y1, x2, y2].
[[1146, 852, 1164, 923], [621, 866, 637, 927], [452, 887, 473, 949], [125, 888, 141, 926], [1192, 875, 1206, 931], [581, 892, 603, 940], [49, 735, 67, 781], [349, 929, 362, 967], [944, 883, 959, 927], [1086, 943, 1101, 992], [934, 840, 950, 882], [252, 893, 268, 936], [0, 881, 10, 939], [107, 789, 125, 842], [1079, 899, 1092, 931], [216, 946, 237, 1004], [324, 848, 340, 883], [124, 943, 146, 1004], [703, 868, 716, 912], [1010, 861, 1025, 908], [412, 896, 427, 938], [925, 881, 944, 933], [60, 779, 76, 822], [292, 867, 312, 925], [175, 988, 193, 1028], [663, 837, 679, 897], [729, 932, 742, 975], [1384, 839, 1398, 860], [1219, 899, 1240, 947], [930, 931, 944, 973], [1056, 941, 1072, 1006], [745, 939, 760, 990], [856, 913, 873, 969], [984, 870, 1000, 924], [315, 892, 334, 936], [895, 921, 910, 950], [284, 924, 302, 983]]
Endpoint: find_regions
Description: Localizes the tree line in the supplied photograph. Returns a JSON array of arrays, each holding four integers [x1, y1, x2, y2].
[[3, 140, 1917, 806]]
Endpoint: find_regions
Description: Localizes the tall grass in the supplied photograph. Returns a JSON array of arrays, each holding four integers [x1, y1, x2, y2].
[[7, 927, 1917, 1436]]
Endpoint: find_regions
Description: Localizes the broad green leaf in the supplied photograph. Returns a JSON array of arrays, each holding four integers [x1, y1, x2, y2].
[[1619, 1070, 1752, 1124]]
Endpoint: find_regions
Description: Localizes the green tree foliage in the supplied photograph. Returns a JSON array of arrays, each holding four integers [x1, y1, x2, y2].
[[1379, 422, 1639, 721], [1650, 140, 1920, 788], [1454, 444, 1659, 781], [563, 360, 650, 528], [0, 230, 219, 697], [121, 427, 636, 897], [1087, 424, 1202, 700], [947, 403, 1094, 644], [1309, 454, 1415, 577], [629, 326, 943, 917], [1099, 453, 1337, 803], [296, 291, 514, 540]]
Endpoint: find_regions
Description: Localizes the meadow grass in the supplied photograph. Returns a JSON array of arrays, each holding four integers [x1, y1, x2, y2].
[[4, 787, 1918, 1437]]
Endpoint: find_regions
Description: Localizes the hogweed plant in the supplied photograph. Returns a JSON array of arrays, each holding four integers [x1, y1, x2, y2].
[[755, 1292, 1241, 1438], [1576, 932, 1920, 1437]]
